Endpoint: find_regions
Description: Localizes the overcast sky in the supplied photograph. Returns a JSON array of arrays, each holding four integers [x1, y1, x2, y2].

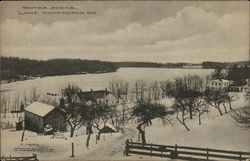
[[1, 1, 249, 63]]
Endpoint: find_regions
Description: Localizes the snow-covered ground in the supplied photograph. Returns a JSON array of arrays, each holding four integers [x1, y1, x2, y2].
[[145, 93, 250, 152], [1, 128, 125, 160], [146, 112, 250, 152], [1, 93, 250, 160]]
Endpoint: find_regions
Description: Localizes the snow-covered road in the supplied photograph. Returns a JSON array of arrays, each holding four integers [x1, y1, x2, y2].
[[81, 127, 137, 159]]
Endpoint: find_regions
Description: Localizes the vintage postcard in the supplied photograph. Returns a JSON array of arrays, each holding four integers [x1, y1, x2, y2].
[[0, 1, 249, 161]]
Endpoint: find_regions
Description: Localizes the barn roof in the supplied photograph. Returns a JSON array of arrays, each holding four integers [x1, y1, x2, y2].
[[77, 90, 111, 101], [100, 123, 117, 133], [25, 102, 55, 117]]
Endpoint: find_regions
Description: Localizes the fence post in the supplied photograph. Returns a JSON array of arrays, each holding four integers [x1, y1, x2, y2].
[[170, 144, 178, 159], [1, 156, 6, 161], [34, 153, 38, 160], [125, 139, 129, 156], [150, 143, 152, 157], [71, 142, 75, 157], [206, 148, 209, 160], [160, 146, 163, 158], [239, 151, 242, 161]]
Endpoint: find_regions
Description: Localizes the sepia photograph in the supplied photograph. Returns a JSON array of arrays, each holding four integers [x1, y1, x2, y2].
[[0, 1, 249, 161]]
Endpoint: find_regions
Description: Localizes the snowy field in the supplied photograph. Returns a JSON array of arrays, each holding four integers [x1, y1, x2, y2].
[[1, 93, 250, 160]]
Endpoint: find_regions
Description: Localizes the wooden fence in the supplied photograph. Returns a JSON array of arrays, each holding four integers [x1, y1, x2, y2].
[[124, 140, 250, 161], [1, 153, 38, 161]]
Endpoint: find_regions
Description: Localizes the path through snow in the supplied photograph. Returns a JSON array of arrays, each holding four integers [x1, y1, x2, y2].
[[82, 127, 137, 159]]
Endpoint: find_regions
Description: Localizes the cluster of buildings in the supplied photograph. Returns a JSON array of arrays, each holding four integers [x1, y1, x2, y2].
[[15, 77, 250, 134], [207, 79, 249, 93], [23, 89, 116, 134]]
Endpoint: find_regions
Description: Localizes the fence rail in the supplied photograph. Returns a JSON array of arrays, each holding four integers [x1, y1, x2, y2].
[[1, 153, 38, 161], [124, 140, 250, 161]]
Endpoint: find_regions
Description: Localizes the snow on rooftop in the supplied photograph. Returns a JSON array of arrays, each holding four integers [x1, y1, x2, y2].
[[99, 123, 117, 131], [212, 79, 232, 82], [25, 102, 55, 117]]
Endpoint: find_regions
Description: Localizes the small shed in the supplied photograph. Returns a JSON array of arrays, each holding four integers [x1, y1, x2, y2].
[[16, 121, 23, 131], [100, 123, 117, 133], [25, 102, 66, 133]]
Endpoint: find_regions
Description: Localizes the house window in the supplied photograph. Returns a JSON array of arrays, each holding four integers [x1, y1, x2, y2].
[[99, 100, 101, 104], [212, 82, 214, 85], [106, 99, 108, 104]]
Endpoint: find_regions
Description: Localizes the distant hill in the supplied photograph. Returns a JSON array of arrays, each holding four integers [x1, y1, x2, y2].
[[0, 57, 118, 82], [202, 61, 250, 69], [1, 56, 249, 82], [113, 62, 191, 68]]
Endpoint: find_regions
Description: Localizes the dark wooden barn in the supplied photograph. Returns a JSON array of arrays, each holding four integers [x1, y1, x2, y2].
[[100, 124, 117, 133], [25, 102, 66, 133]]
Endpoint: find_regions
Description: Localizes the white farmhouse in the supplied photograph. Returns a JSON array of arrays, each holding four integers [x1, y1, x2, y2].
[[208, 79, 233, 90], [75, 88, 116, 106]]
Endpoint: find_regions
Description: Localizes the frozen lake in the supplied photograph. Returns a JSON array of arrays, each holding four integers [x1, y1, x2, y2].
[[1, 68, 213, 109]]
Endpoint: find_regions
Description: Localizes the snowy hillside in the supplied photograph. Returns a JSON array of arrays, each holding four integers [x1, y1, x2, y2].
[[1, 93, 249, 160], [144, 93, 250, 152], [145, 112, 250, 152]]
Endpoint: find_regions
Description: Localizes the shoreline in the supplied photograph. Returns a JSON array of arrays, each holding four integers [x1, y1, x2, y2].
[[0, 70, 118, 85]]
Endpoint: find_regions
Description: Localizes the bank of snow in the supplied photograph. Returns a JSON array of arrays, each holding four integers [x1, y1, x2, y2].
[[1, 128, 122, 160], [145, 110, 250, 152]]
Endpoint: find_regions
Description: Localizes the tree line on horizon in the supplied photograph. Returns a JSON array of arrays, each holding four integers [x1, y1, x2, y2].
[[1, 56, 249, 83], [0, 57, 118, 81], [202, 61, 249, 69], [212, 64, 250, 86]]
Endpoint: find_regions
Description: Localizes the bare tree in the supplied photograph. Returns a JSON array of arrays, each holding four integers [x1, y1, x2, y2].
[[221, 92, 236, 112], [61, 84, 82, 137], [92, 104, 112, 141], [120, 100, 132, 126], [149, 80, 161, 102], [182, 75, 204, 119], [79, 103, 100, 149], [134, 80, 147, 102], [193, 99, 209, 125], [172, 99, 190, 131], [13, 93, 20, 117], [0, 95, 7, 118], [160, 80, 174, 98], [41, 95, 59, 107], [22, 90, 29, 107], [109, 79, 129, 103], [204, 88, 228, 116], [29, 87, 41, 103], [131, 101, 170, 143], [167, 75, 205, 130]]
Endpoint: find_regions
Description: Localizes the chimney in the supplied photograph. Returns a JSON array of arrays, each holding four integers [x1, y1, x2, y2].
[[91, 88, 93, 92], [105, 88, 107, 92]]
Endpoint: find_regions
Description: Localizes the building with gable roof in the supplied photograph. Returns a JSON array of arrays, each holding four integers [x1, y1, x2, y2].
[[207, 79, 233, 90], [25, 102, 66, 133], [75, 88, 116, 106]]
